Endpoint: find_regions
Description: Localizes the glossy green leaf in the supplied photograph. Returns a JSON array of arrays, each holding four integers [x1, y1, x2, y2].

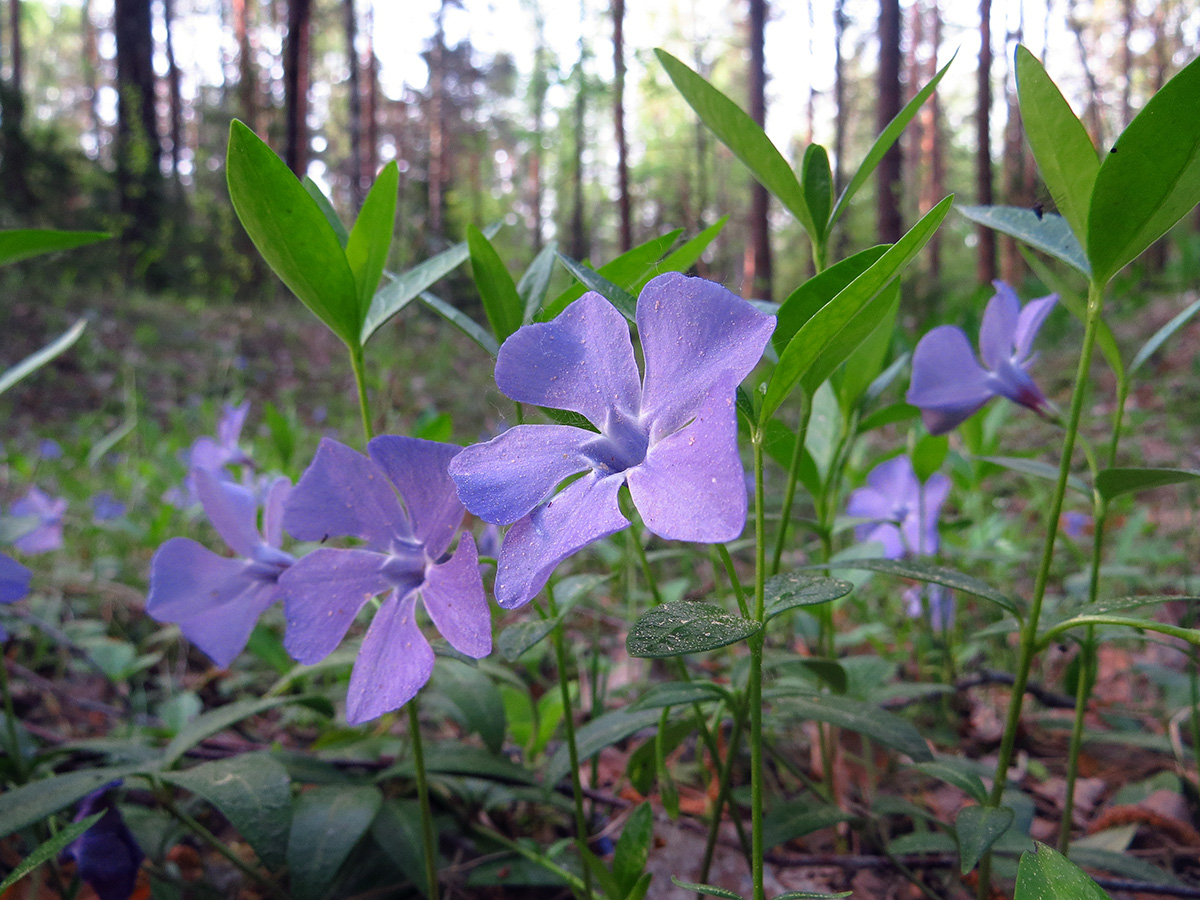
[[773, 893, 852, 900], [0, 318, 86, 397], [780, 693, 933, 762], [836, 287, 899, 413], [626, 601, 761, 658], [764, 572, 853, 621], [381, 743, 536, 785], [541, 229, 680, 319], [629, 681, 730, 711], [857, 401, 919, 434], [227, 120, 359, 345], [0, 811, 104, 894], [346, 161, 399, 321], [912, 435, 949, 483], [638, 217, 729, 291], [831, 52, 955, 227], [1088, 50, 1200, 285], [801, 281, 900, 397], [303, 177, 349, 247], [910, 759, 989, 804], [497, 616, 562, 662], [163, 752, 291, 869], [517, 241, 559, 323], [811, 557, 1020, 619], [1050, 594, 1200, 626], [163, 695, 318, 767], [977, 456, 1090, 496], [1015, 842, 1112, 900], [1096, 466, 1200, 501], [1014, 46, 1099, 244], [1130, 297, 1200, 374], [957, 805, 1014, 874], [0, 228, 108, 266], [773, 245, 888, 354], [764, 197, 952, 421], [427, 660, 507, 754], [555, 253, 639, 322], [1038, 615, 1200, 649], [287, 784, 383, 900], [957, 206, 1090, 276], [1067, 847, 1183, 885], [419, 291, 500, 356], [670, 876, 743, 900], [802, 144, 833, 242], [469, 224, 525, 342], [0, 763, 153, 840], [371, 800, 433, 897], [612, 802, 654, 896], [762, 802, 852, 851], [544, 707, 663, 786]]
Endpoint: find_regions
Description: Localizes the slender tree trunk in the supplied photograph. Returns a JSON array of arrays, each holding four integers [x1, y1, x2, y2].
[[0, 0, 30, 206], [284, 0, 312, 176], [364, 2, 378, 185], [163, 0, 184, 185], [9, 0, 20, 95], [876, 0, 903, 245], [1067, 0, 1102, 150], [345, 0, 364, 208], [82, 0, 102, 156], [612, 0, 631, 253], [114, 0, 162, 250], [428, 0, 446, 236], [832, 0, 847, 194], [744, 0, 772, 301], [804, 0, 815, 145], [568, 0, 587, 262], [975, 0, 996, 283], [923, 0, 944, 286], [1120, 0, 1134, 128], [234, 0, 257, 134], [1001, 0, 1026, 284]]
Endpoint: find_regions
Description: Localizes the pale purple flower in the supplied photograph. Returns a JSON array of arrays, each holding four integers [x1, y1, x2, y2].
[[846, 455, 949, 560], [38, 438, 62, 460], [91, 492, 126, 522], [0, 552, 31, 639], [903, 584, 954, 630], [907, 281, 1057, 435], [280, 437, 490, 724], [62, 780, 144, 900], [146, 468, 293, 667], [10, 487, 67, 554], [190, 401, 253, 472], [449, 273, 775, 608]]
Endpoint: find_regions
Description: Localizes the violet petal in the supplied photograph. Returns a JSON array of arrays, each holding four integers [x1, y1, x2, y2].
[[0, 552, 31, 604], [1013, 294, 1057, 361], [345, 590, 434, 724], [280, 548, 389, 664], [369, 436, 464, 559], [194, 468, 261, 559], [421, 533, 490, 659], [261, 476, 292, 549], [978, 282, 1021, 370], [906, 326, 994, 434]]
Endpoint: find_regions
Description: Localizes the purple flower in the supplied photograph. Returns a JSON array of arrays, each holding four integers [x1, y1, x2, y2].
[[904, 584, 955, 630], [38, 438, 62, 460], [10, 487, 67, 554], [0, 552, 31, 639], [91, 492, 126, 522], [280, 437, 490, 724], [62, 780, 144, 900], [190, 401, 253, 472], [449, 273, 775, 608], [146, 468, 293, 667], [845, 455, 949, 559], [907, 281, 1057, 435]]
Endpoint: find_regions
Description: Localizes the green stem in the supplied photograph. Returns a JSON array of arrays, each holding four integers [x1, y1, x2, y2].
[[771, 393, 813, 575], [407, 701, 441, 900], [348, 342, 374, 442], [979, 279, 1106, 898], [699, 696, 753, 885], [469, 823, 589, 894], [717, 542, 751, 620], [627, 520, 663, 606], [749, 428, 768, 900]]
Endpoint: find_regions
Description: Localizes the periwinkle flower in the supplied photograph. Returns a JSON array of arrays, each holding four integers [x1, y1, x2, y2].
[[190, 401, 253, 472], [91, 492, 126, 522], [450, 273, 775, 609], [38, 438, 63, 460], [0, 552, 31, 639], [907, 281, 1057, 435], [10, 487, 67, 554], [904, 584, 954, 631], [279, 437, 490, 724], [846, 455, 949, 560], [146, 468, 293, 667], [62, 780, 144, 900]]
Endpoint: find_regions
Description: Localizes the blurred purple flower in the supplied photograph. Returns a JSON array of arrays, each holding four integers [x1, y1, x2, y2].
[[0, 552, 31, 639], [846, 456, 949, 559], [163, 402, 254, 509], [903, 584, 955, 630], [1062, 511, 1092, 541], [147, 469, 293, 667], [91, 492, 126, 522], [10, 487, 67, 554], [280, 436, 490, 724], [38, 438, 62, 460], [450, 274, 775, 608], [907, 281, 1057, 435], [62, 780, 144, 900]]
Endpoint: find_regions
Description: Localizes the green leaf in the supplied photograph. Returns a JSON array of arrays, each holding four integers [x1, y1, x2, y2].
[[555, 253, 639, 322], [346, 161, 399, 321], [544, 707, 664, 786], [303, 177, 349, 247], [361, 226, 497, 345], [763, 196, 952, 422], [1096, 466, 1200, 501], [370, 800, 434, 897], [762, 802, 852, 851], [163, 695, 320, 767], [0, 763, 154, 840], [763, 573, 853, 622], [226, 120, 359, 345], [779, 693, 933, 762], [809, 557, 1020, 619], [1130, 297, 1200, 375], [1038, 615, 1200, 649], [670, 876, 744, 900], [858, 401, 919, 434], [0, 811, 104, 895], [773, 245, 888, 354], [910, 759, 988, 804], [957, 805, 1015, 874], [957, 206, 1090, 276], [626, 601, 761, 658], [629, 681, 730, 711], [497, 617, 562, 662], [0, 318, 86, 397], [541, 230, 681, 320], [381, 743, 537, 785], [638, 217, 729, 290], [772, 893, 852, 900], [426, 660, 506, 754], [836, 289, 899, 413], [0, 228, 109, 266], [655, 49, 814, 236], [287, 784, 383, 900], [912, 435, 949, 483], [419, 291, 501, 356], [1015, 842, 1112, 900], [517, 241, 559, 323], [801, 144, 833, 242], [1050, 594, 1199, 625], [163, 752, 291, 869], [1068, 847, 1183, 885], [1015, 46, 1099, 244], [469, 224, 525, 342], [977, 456, 1090, 495], [612, 802, 654, 897], [801, 281, 900, 397], [1088, 51, 1200, 285], [831, 52, 956, 228]]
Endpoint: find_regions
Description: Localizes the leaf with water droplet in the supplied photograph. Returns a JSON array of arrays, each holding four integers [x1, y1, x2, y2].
[[627, 601, 760, 658], [765, 572, 853, 621]]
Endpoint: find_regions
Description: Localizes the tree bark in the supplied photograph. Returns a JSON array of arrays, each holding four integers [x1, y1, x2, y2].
[[744, 0, 772, 301], [364, 2, 378, 185], [163, 0, 184, 185], [0, 0, 30, 206], [284, 0, 312, 177], [568, 0, 587, 262], [612, 0, 631, 253], [876, 0, 903, 245], [82, 0, 102, 156], [114, 0, 163, 247], [975, 0, 995, 283], [528, 4, 548, 253], [233, 0, 257, 134], [427, 0, 447, 236], [1001, 0, 1027, 284], [832, 0, 847, 194], [345, 0, 364, 208]]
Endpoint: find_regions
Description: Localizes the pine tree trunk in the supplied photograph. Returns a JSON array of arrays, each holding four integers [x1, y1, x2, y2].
[[164, 0, 184, 185], [364, 3, 378, 185], [82, 0, 102, 157], [613, 0, 631, 253], [876, 0, 903, 245], [114, 0, 163, 250], [0, 0, 30, 206], [975, 0, 996, 284], [568, 0, 587, 262], [234, 0, 257, 134], [284, 0, 312, 177], [345, 0, 364, 208], [744, 0, 772, 301], [1001, 0, 1026, 284], [428, 0, 446, 236]]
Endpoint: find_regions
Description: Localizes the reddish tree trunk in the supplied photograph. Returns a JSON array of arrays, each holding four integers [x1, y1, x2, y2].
[[284, 0, 312, 177], [876, 0, 903, 245], [744, 0, 772, 301], [613, 0, 631, 253], [975, 0, 996, 284], [345, 0, 364, 208]]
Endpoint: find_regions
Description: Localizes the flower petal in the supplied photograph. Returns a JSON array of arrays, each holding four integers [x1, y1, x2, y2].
[[0, 552, 31, 604], [218, 401, 250, 448], [906, 326, 994, 434], [494, 472, 628, 608], [195, 468, 262, 559], [280, 548, 389, 664], [261, 476, 292, 549], [369, 436, 464, 559], [345, 590, 434, 724], [449, 424, 592, 524], [637, 273, 775, 438], [64, 783, 144, 900], [283, 438, 408, 549], [859, 522, 905, 559], [625, 379, 747, 542], [864, 455, 918, 505], [421, 533, 491, 659], [494, 292, 641, 428], [979, 282, 1021, 370], [1013, 294, 1057, 361]]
